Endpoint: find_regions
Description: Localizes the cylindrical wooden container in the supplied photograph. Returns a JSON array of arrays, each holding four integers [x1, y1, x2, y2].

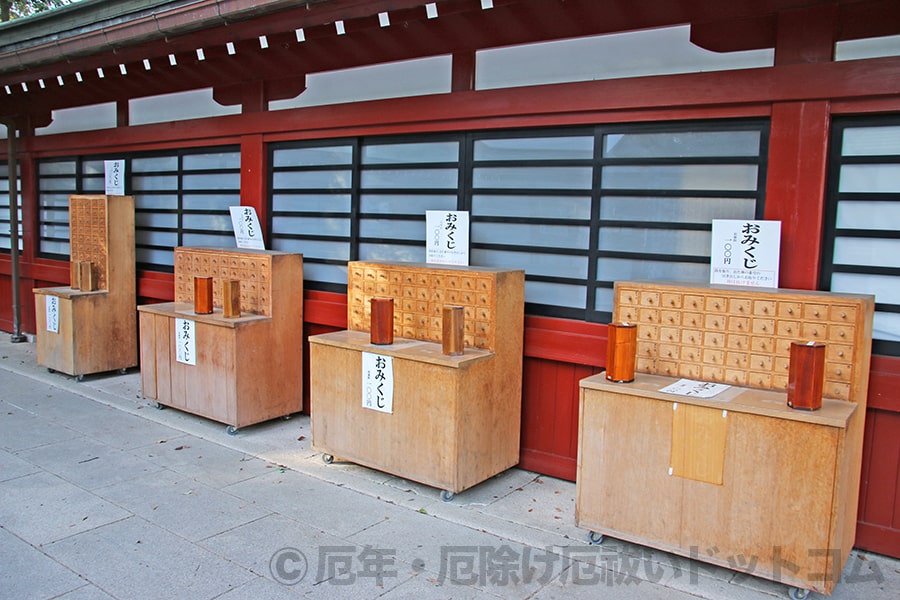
[[70, 261, 81, 290], [442, 305, 465, 356], [370, 297, 394, 345], [79, 261, 96, 292], [194, 276, 214, 315], [222, 279, 241, 318], [606, 322, 637, 383], [787, 341, 826, 411]]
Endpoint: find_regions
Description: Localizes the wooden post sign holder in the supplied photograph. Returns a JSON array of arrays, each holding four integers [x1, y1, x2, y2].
[[309, 261, 525, 501], [33, 195, 137, 379], [137, 247, 303, 434], [576, 281, 875, 597]]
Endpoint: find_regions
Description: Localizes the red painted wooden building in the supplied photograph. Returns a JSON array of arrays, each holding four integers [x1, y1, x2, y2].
[[2, 0, 899, 558]]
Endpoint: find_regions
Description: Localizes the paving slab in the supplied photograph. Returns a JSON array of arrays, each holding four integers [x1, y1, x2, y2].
[[0, 526, 88, 599]]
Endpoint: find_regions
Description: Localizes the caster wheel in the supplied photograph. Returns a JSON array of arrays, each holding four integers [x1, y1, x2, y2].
[[47, 368, 55, 374], [75, 374, 84, 382], [119, 368, 128, 375], [282, 414, 292, 421], [588, 531, 604, 545], [322, 454, 334, 464], [153, 402, 166, 410], [226, 425, 239, 436], [440, 490, 455, 502], [788, 588, 810, 600]]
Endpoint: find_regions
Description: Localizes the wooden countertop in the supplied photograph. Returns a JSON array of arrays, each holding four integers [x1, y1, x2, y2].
[[581, 372, 855, 428], [137, 302, 269, 328], [309, 329, 494, 369]]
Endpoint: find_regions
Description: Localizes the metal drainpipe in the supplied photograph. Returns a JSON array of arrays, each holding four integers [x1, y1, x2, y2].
[[5, 119, 26, 343]]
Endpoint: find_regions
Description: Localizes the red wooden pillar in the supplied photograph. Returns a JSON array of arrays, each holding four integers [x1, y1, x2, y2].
[[240, 134, 268, 241]]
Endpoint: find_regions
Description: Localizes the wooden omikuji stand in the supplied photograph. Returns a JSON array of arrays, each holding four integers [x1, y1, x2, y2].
[[33, 195, 137, 379], [137, 247, 303, 434], [576, 281, 875, 597], [309, 261, 524, 500]]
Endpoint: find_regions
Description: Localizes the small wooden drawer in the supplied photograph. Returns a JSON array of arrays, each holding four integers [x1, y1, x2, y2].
[[704, 314, 726, 330], [824, 381, 851, 400], [705, 295, 727, 313], [660, 327, 680, 343], [725, 369, 748, 385], [728, 298, 752, 315], [826, 362, 852, 382], [777, 301, 802, 318], [681, 329, 702, 346], [726, 351, 749, 368], [703, 332, 724, 348], [727, 316, 750, 333], [681, 346, 702, 362], [637, 341, 657, 358], [639, 324, 659, 341], [751, 354, 773, 371], [828, 325, 854, 343], [827, 344, 853, 362], [800, 322, 826, 340], [640, 308, 660, 324], [657, 360, 677, 377], [701, 365, 725, 381], [702, 348, 724, 365], [640, 291, 660, 307], [682, 312, 703, 328], [661, 293, 682, 309], [661, 310, 681, 326], [752, 318, 775, 335], [777, 320, 800, 337], [830, 305, 857, 323], [753, 299, 776, 316], [804, 303, 828, 320], [726, 334, 749, 350], [749, 371, 773, 388], [678, 362, 702, 379], [618, 288, 639, 305], [659, 344, 679, 360], [683, 295, 704, 311], [751, 336, 772, 353]]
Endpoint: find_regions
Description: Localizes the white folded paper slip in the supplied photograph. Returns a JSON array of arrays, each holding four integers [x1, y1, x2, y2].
[[659, 379, 731, 399]]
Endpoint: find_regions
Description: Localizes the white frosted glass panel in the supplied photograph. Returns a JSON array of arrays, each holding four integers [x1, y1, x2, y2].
[[136, 230, 177, 246], [137, 248, 175, 266], [836, 34, 900, 62], [183, 153, 240, 170], [136, 195, 178, 209], [474, 137, 594, 160], [599, 227, 712, 255], [130, 89, 240, 125], [183, 173, 240, 190], [41, 195, 71, 209], [37, 103, 116, 135], [842, 126, 900, 156], [602, 165, 758, 191], [41, 179, 78, 192], [360, 194, 456, 214], [839, 165, 900, 193], [273, 146, 353, 167], [39, 162, 77, 176], [362, 142, 458, 164], [136, 213, 178, 228], [477, 25, 772, 90], [272, 239, 349, 260], [525, 281, 586, 308], [42, 241, 70, 254], [82, 178, 104, 192], [473, 249, 586, 278], [360, 219, 424, 240], [598, 257, 709, 281], [472, 222, 589, 249], [132, 156, 179, 172], [872, 313, 900, 342], [595, 287, 615, 313], [600, 196, 755, 222], [182, 214, 232, 231], [271, 216, 350, 236], [831, 272, 900, 305], [302, 263, 348, 285], [605, 131, 761, 158], [473, 167, 592, 190], [271, 56, 451, 109], [81, 161, 105, 176], [361, 169, 458, 189], [834, 238, 900, 268], [182, 232, 235, 247], [132, 176, 179, 191], [359, 243, 426, 263], [183, 195, 237, 209], [472, 195, 591, 219], [274, 194, 352, 212], [273, 171, 353, 189], [40, 209, 68, 222], [40, 224, 70, 238]]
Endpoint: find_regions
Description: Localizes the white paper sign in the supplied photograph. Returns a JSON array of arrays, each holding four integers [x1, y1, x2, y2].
[[362, 352, 393, 413], [710, 220, 781, 288], [45, 295, 59, 333], [229, 206, 266, 249], [175, 318, 196, 365], [660, 379, 730, 399], [104, 160, 125, 195], [426, 210, 469, 266]]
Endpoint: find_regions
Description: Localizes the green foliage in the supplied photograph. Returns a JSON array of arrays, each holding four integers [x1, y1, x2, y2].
[[1, 0, 77, 22]]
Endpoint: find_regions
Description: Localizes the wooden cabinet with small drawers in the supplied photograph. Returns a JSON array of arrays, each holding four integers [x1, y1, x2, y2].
[[578, 281, 874, 596]]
